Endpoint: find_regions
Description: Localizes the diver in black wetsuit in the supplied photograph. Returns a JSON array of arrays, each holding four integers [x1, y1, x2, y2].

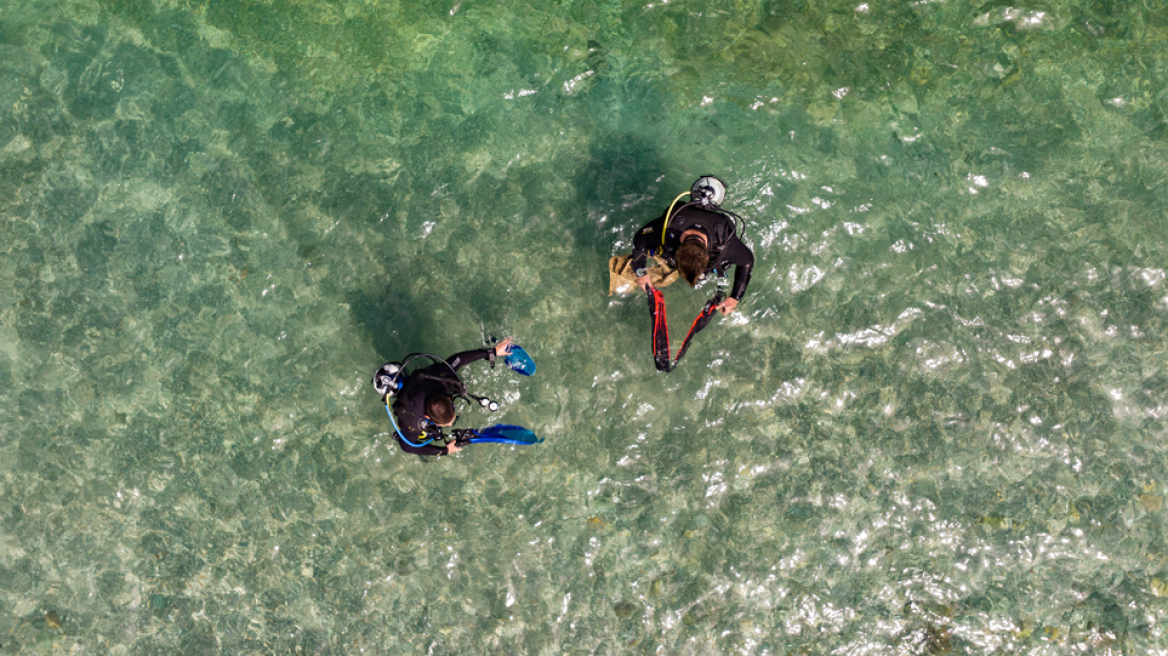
[[629, 177, 754, 313], [386, 338, 513, 457]]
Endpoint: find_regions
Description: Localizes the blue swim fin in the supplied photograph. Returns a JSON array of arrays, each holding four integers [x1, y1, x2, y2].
[[505, 345, 536, 376], [467, 424, 542, 445]]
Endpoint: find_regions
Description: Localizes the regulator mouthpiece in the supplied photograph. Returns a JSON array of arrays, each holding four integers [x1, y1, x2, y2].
[[691, 176, 726, 208]]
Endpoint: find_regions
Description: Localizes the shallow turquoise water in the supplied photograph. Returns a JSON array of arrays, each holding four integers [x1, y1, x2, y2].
[[3, 0, 1168, 653]]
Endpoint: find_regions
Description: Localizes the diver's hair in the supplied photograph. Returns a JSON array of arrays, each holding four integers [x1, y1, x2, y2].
[[676, 241, 709, 287], [425, 395, 456, 425]]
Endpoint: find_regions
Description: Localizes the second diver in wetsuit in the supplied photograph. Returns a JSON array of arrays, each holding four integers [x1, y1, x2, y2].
[[627, 176, 754, 313], [382, 338, 514, 457]]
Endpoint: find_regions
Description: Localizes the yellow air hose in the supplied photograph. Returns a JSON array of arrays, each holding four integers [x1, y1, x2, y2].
[[661, 190, 690, 248]]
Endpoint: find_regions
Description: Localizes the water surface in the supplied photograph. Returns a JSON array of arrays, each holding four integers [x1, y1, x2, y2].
[[2, 0, 1168, 653]]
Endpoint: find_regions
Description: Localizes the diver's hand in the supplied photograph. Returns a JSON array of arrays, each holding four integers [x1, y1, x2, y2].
[[637, 275, 653, 291], [494, 337, 514, 357], [716, 297, 739, 315], [446, 441, 463, 455]]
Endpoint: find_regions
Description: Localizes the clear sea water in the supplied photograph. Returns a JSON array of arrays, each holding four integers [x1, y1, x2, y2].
[[2, 0, 1168, 654]]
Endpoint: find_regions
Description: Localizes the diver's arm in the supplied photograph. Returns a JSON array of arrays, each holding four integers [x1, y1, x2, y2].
[[397, 415, 461, 456], [446, 338, 514, 372], [723, 237, 755, 301], [630, 214, 668, 272], [445, 348, 491, 371], [393, 417, 449, 456]]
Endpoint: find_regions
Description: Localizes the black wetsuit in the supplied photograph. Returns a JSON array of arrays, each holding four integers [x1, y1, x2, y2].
[[630, 205, 754, 300], [390, 348, 492, 456]]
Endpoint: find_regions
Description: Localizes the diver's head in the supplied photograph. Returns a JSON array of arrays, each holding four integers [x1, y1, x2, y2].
[[690, 175, 726, 208], [677, 229, 710, 287], [424, 394, 457, 427]]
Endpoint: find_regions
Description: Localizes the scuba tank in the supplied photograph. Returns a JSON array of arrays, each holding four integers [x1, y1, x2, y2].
[[690, 175, 726, 207], [372, 362, 405, 398]]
